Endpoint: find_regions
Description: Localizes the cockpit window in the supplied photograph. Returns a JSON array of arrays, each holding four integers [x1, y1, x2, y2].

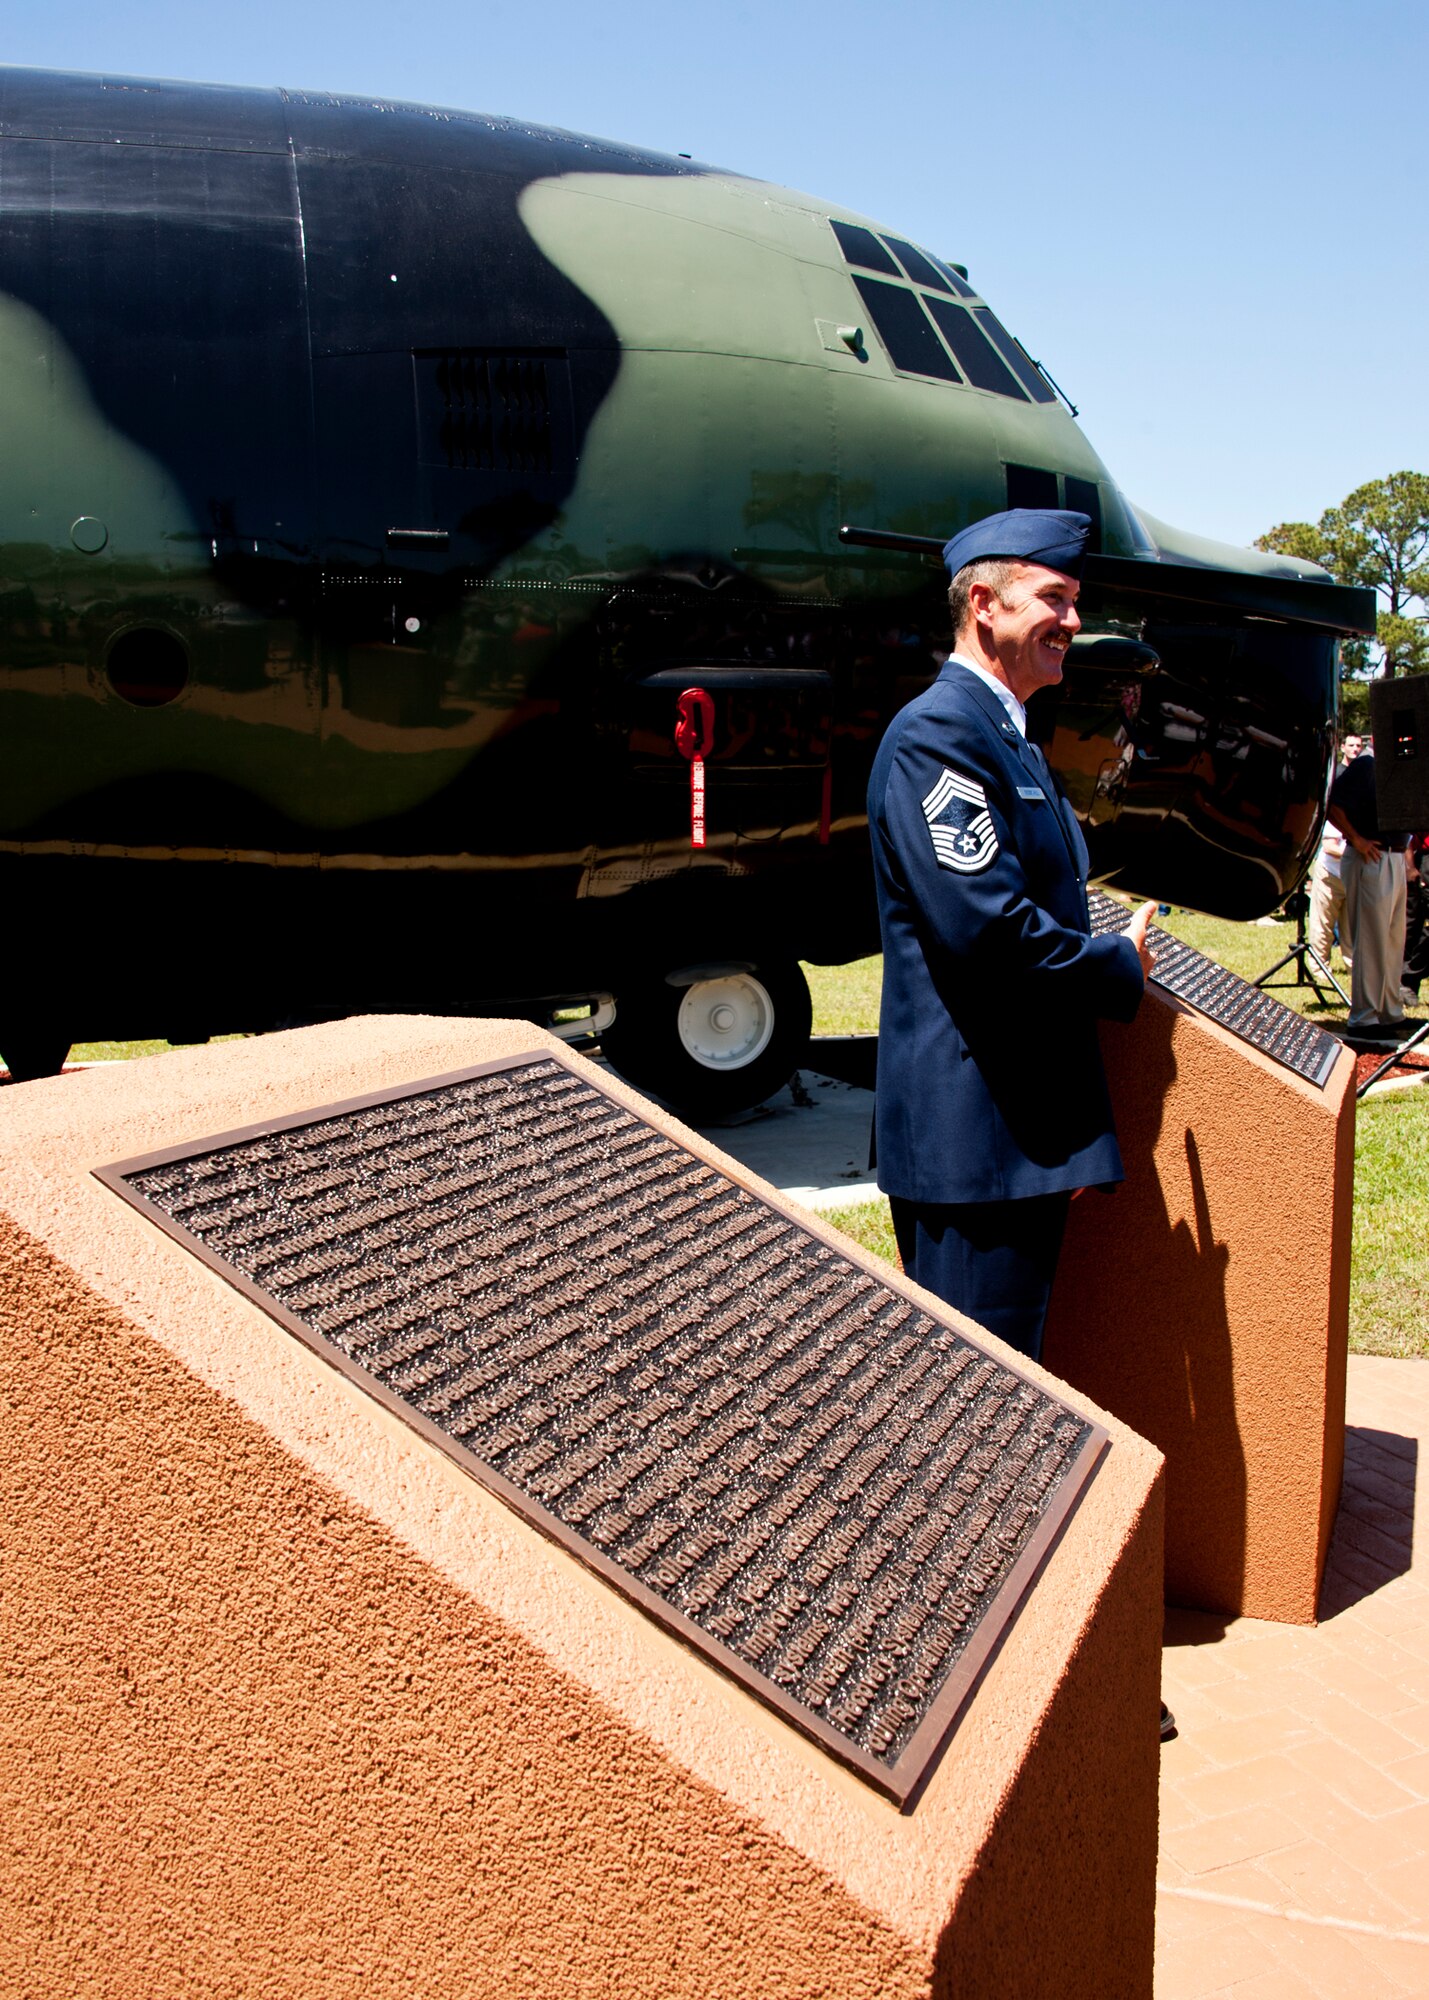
[[829, 219, 900, 276], [1065, 476, 1103, 541], [882, 235, 950, 293], [852, 277, 962, 382], [828, 217, 1056, 401], [1006, 464, 1059, 510], [928, 255, 976, 300], [976, 311, 1056, 404], [922, 297, 1027, 399]]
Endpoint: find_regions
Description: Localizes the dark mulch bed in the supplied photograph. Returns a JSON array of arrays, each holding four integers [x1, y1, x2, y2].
[[1354, 1044, 1429, 1093]]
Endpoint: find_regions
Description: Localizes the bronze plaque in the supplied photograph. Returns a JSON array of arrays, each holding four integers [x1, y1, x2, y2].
[[96, 1052, 1104, 1808], [1089, 890, 1339, 1087]]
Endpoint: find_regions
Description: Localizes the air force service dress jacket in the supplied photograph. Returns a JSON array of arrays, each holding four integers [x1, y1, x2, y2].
[[869, 660, 1145, 1207]]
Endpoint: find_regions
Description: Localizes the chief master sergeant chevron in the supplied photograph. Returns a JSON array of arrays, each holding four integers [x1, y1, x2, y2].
[[868, 508, 1157, 1361]]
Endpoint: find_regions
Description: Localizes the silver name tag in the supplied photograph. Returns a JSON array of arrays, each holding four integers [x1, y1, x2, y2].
[[1017, 785, 1046, 800]]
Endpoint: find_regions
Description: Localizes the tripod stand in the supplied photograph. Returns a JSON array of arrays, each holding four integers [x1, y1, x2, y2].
[[1253, 889, 1348, 1008], [1358, 1017, 1429, 1097]]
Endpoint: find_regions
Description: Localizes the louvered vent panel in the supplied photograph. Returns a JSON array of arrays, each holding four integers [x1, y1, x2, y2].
[[416, 350, 569, 475]]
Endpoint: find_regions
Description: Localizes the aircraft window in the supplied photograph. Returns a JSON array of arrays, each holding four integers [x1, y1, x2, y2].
[[929, 257, 977, 300], [106, 629, 189, 708], [1006, 464, 1059, 511], [883, 236, 951, 293], [976, 311, 1056, 404], [922, 297, 1027, 399], [1065, 476, 1103, 544], [829, 220, 901, 276], [852, 277, 962, 382]]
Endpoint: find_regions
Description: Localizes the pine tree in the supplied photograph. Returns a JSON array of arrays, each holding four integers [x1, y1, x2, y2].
[[1257, 472, 1429, 676]]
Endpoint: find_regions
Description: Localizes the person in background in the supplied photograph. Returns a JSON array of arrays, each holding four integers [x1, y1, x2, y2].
[[1308, 733, 1363, 969], [1328, 743, 1410, 1033], [1402, 832, 1427, 1003]]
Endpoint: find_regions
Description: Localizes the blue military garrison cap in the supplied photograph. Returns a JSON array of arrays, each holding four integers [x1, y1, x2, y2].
[[942, 507, 1091, 581]]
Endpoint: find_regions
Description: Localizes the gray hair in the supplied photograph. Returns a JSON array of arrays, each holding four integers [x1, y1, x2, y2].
[[948, 557, 1018, 642]]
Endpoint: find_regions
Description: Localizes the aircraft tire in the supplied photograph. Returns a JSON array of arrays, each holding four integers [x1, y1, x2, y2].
[[601, 958, 812, 1121], [0, 1033, 73, 1083]]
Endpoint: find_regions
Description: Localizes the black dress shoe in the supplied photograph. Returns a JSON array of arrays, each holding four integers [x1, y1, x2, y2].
[[1160, 1701, 1177, 1742]]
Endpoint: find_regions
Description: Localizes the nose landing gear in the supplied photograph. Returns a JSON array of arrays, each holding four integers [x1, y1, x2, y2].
[[600, 957, 812, 1122]]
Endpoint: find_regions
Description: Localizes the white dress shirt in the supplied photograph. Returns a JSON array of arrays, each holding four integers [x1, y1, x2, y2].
[[948, 653, 1027, 738]]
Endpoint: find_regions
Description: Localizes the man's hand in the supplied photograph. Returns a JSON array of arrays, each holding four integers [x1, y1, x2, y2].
[[1328, 804, 1380, 866], [1124, 900, 1157, 979]]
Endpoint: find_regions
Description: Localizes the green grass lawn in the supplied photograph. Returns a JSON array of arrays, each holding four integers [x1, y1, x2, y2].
[[803, 956, 882, 1038], [69, 1037, 248, 1063], [804, 913, 1429, 1360], [1351, 1091, 1429, 1357]]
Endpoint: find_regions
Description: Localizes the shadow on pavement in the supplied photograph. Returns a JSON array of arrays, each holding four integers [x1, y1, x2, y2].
[[1318, 1425, 1417, 1619]]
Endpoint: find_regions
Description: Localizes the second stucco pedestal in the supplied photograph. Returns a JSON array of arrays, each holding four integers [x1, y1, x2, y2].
[[1043, 984, 1355, 1624]]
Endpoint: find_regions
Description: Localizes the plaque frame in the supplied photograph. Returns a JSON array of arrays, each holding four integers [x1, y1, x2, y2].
[[95, 1048, 1107, 1809], [1088, 889, 1340, 1088]]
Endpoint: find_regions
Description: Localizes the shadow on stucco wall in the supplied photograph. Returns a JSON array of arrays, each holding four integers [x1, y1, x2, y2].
[[1043, 998, 1247, 1617]]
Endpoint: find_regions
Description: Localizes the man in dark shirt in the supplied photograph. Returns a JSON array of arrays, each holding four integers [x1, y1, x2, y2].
[[1327, 749, 1410, 1030]]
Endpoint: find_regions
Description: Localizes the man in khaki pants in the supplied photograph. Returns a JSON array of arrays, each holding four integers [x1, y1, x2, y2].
[[1328, 745, 1409, 1032], [1308, 733, 1362, 968]]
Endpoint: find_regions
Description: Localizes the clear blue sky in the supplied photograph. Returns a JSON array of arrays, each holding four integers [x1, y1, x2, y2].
[[6, 0, 1424, 551]]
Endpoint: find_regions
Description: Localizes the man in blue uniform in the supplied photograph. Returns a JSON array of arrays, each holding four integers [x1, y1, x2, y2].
[[869, 508, 1155, 1361]]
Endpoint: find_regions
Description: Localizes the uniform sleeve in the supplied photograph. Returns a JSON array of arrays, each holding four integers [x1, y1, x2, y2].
[[875, 714, 1145, 1022]]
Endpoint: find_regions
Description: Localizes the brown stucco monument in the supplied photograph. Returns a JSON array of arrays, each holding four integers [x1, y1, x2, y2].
[[1043, 974, 1356, 1625], [1, 1017, 1164, 2000]]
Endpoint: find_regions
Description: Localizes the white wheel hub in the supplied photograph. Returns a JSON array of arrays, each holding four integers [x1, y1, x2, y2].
[[677, 974, 775, 1072]]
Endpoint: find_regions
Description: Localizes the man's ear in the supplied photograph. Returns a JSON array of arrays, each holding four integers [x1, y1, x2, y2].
[[966, 579, 999, 625]]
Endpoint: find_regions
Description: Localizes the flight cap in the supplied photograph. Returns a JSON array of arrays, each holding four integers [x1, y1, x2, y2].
[[942, 507, 1091, 582]]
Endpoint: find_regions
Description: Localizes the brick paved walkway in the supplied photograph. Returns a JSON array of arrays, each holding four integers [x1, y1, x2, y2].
[[1156, 1355, 1429, 1997]]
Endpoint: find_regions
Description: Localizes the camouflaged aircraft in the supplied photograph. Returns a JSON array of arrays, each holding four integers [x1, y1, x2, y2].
[[0, 67, 1375, 1108]]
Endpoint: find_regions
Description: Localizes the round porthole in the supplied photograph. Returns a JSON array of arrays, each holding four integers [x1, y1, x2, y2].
[[70, 515, 108, 554], [105, 628, 189, 708]]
